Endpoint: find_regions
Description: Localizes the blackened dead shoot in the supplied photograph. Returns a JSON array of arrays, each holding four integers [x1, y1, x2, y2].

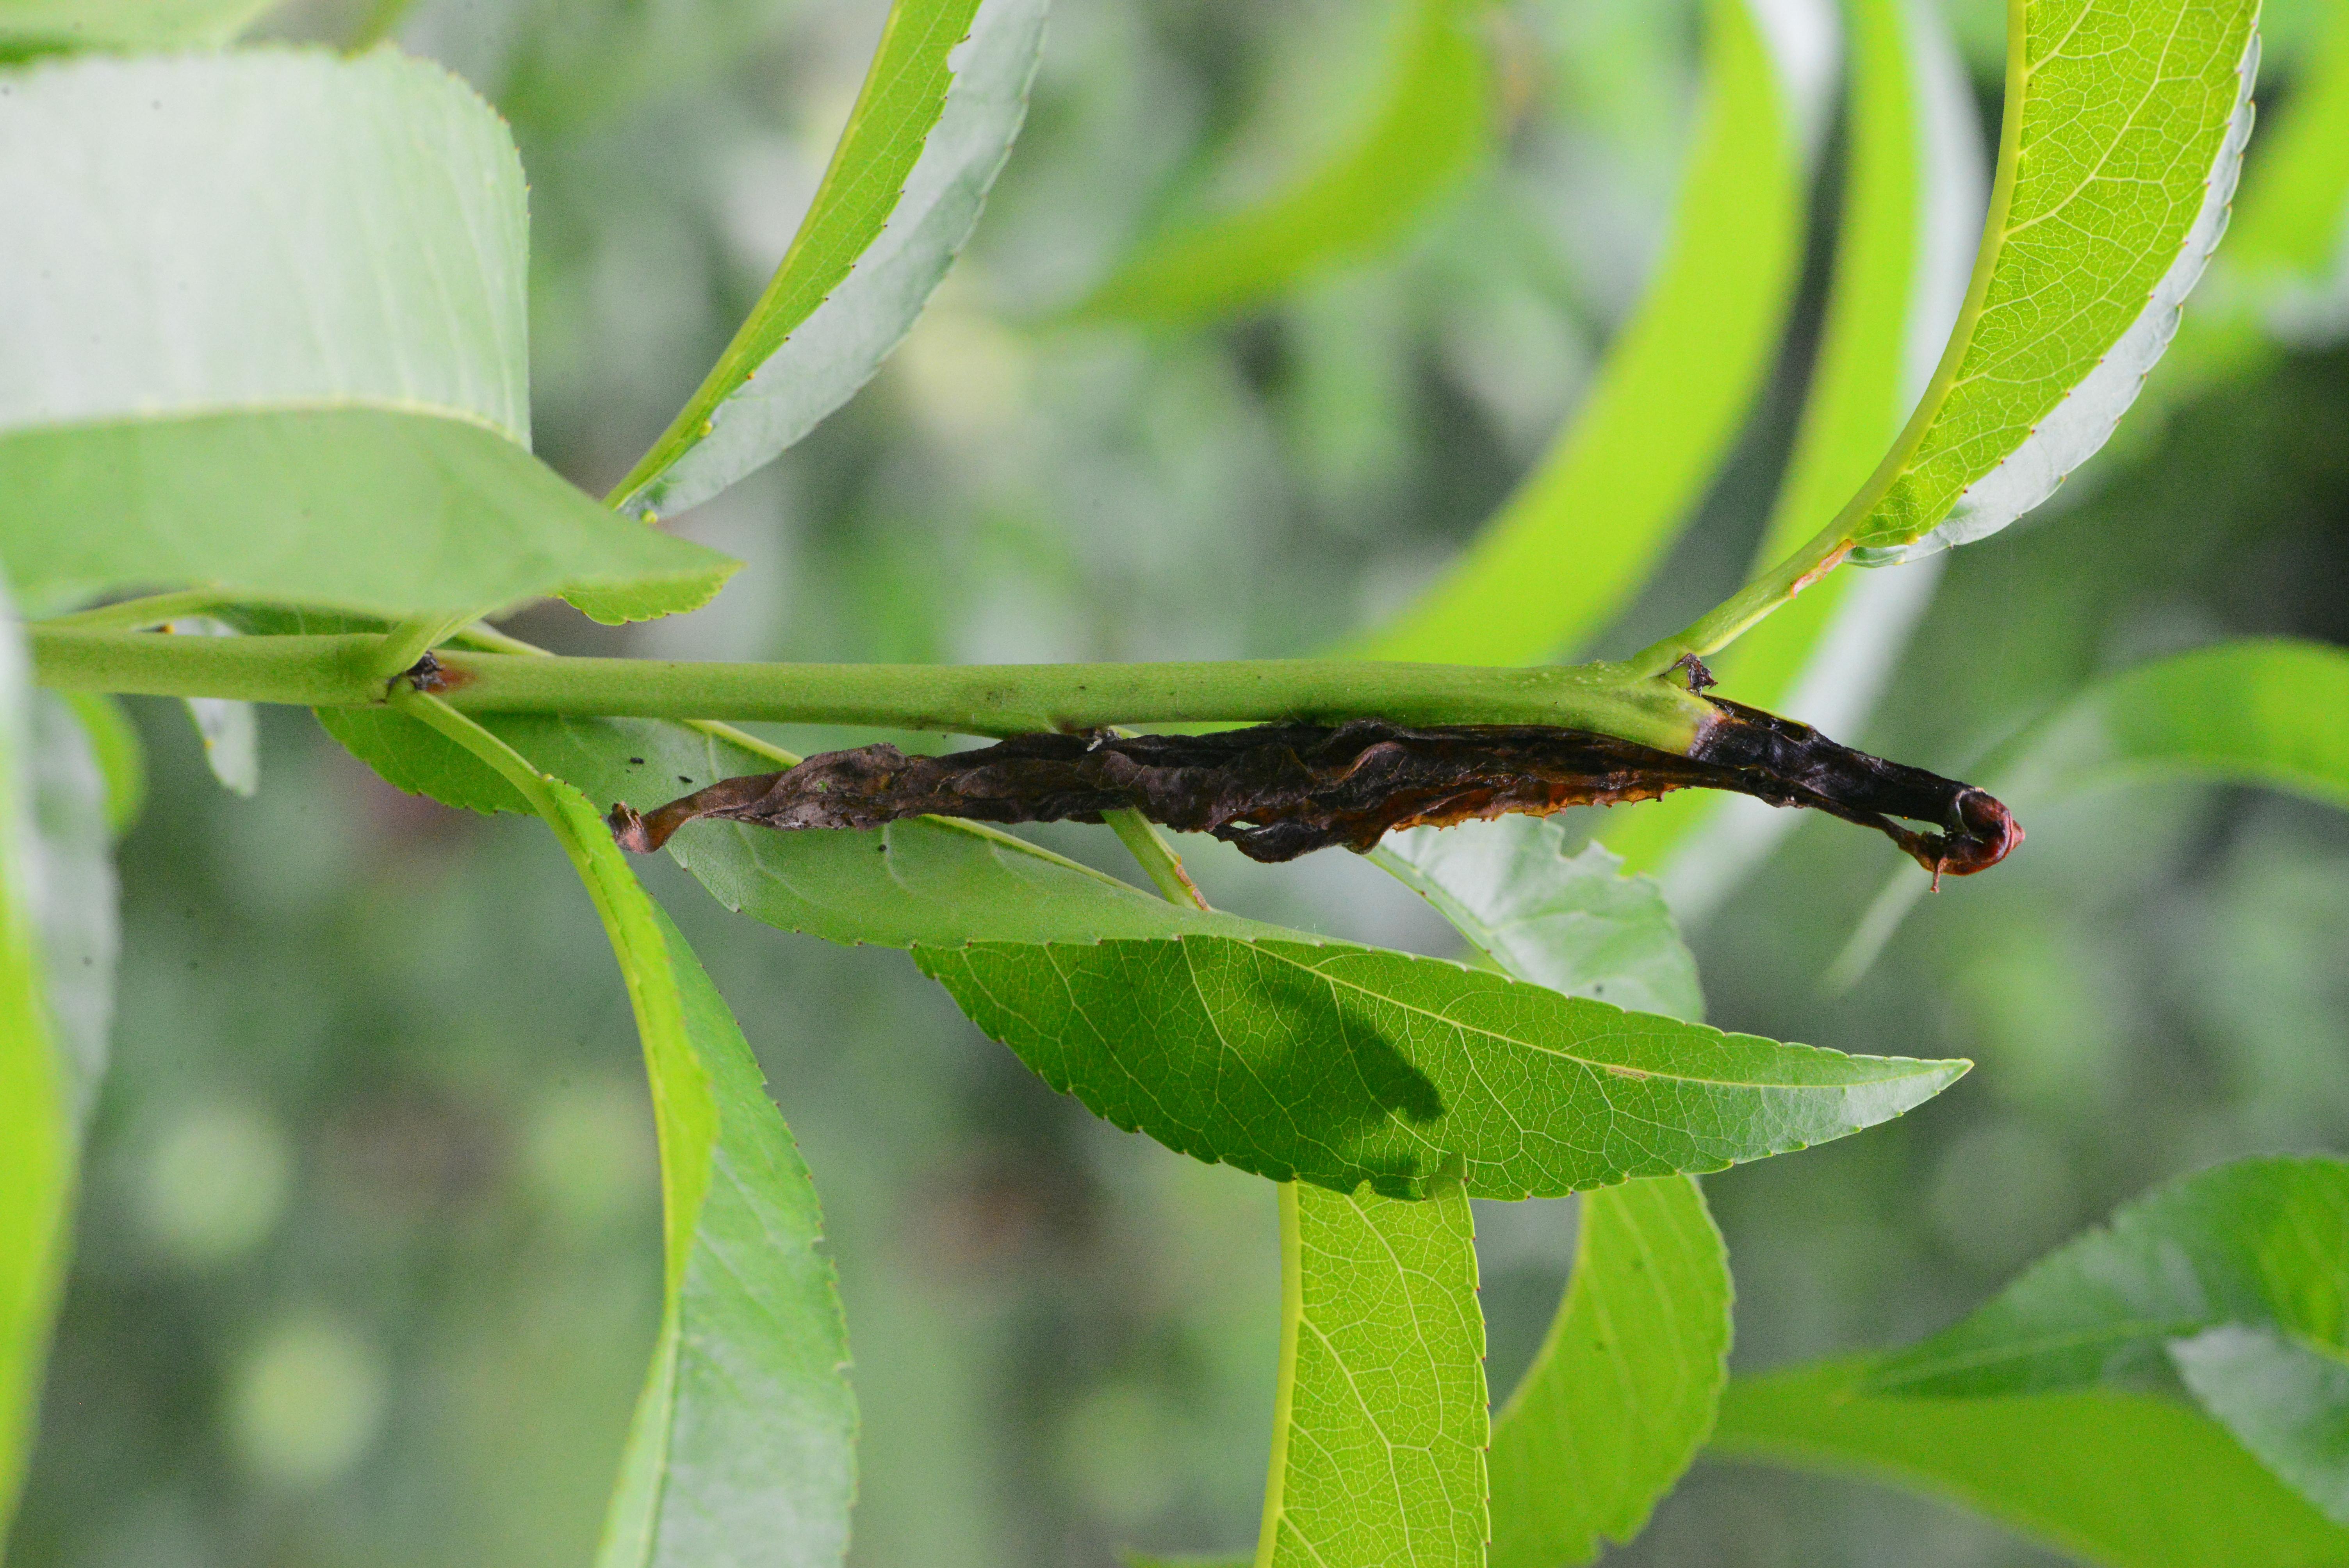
[[608, 702, 2021, 884]]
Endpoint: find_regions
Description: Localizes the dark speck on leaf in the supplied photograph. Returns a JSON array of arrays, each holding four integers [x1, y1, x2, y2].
[[678, 775, 693, 785], [628, 757, 644, 766]]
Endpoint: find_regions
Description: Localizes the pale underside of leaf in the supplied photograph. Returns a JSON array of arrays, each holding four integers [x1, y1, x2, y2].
[[0, 48, 732, 622], [156, 619, 258, 797], [1846, 0, 2263, 563], [1375, 824, 1704, 1021], [1348, 0, 1819, 665], [2170, 1323, 2349, 1525], [613, 0, 1049, 521], [1258, 1180, 1487, 1568], [0, 48, 529, 441]]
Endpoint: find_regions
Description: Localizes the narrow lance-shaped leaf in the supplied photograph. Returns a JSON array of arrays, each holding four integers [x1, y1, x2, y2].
[[1489, 1175, 1729, 1568], [1255, 1180, 1487, 1568], [1075, 0, 1494, 324], [1838, 0, 2262, 564], [1379, 822, 1732, 1568], [1828, 637, 2349, 990], [0, 576, 74, 1542], [1350, 0, 1821, 665], [1711, 1356, 2349, 1568], [608, 0, 1050, 522], [1649, 0, 2263, 672], [1603, 0, 1982, 914], [1872, 1155, 2348, 1392], [1866, 1155, 2349, 1522], [918, 935, 1964, 1199], [394, 697, 857, 1568], [0, 50, 734, 624]]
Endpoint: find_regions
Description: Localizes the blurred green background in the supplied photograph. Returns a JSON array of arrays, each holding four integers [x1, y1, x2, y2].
[[13, 0, 2349, 1563]]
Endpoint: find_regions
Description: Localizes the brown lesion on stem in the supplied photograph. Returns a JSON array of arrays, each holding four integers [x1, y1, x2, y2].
[[397, 652, 470, 696], [608, 700, 2021, 885]]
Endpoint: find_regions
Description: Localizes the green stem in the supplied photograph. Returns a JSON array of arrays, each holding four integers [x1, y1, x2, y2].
[[1629, 529, 1851, 674], [368, 611, 481, 680], [34, 590, 234, 634], [1106, 809, 1209, 909], [27, 628, 1718, 751]]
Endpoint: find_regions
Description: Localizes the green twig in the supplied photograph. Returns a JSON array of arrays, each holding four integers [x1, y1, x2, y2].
[[34, 590, 233, 634], [1106, 809, 1210, 911], [27, 628, 1720, 752], [367, 612, 481, 681]]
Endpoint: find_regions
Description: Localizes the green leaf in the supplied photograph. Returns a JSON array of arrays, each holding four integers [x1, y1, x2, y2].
[[1871, 1156, 2349, 1395], [1997, 637, 2349, 809], [1374, 823, 1704, 1022], [1074, 0, 1493, 324], [1861, 1156, 2349, 1519], [391, 701, 857, 1568], [595, 898, 858, 1568], [0, 0, 274, 52], [1350, 0, 1813, 664], [0, 581, 75, 1544], [1256, 1180, 1487, 1568], [1837, 0, 2262, 563], [0, 50, 734, 622], [609, 0, 1050, 521], [1711, 1356, 2349, 1568], [1601, 0, 1980, 906], [2172, 1323, 2349, 1524], [917, 936, 1964, 1199], [1488, 1175, 1730, 1568], [1828, 638, 2349, 989]]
